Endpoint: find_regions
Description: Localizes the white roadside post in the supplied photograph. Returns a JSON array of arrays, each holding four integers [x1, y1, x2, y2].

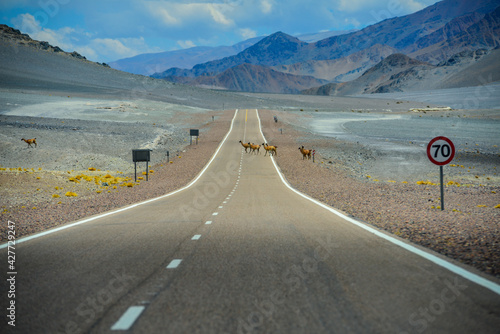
[[426, 136, 455, 211]]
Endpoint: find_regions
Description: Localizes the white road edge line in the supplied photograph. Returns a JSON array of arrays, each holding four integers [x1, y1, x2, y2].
[[255, 109, 500, 296], [110, 305, 145, 331], [1, 109, 240, 249]]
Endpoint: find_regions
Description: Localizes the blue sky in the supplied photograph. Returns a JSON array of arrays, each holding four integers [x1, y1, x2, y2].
[[1, 0, 439, 63]]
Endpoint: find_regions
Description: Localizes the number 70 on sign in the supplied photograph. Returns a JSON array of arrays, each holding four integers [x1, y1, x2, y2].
[[427, 136, 455, 166]]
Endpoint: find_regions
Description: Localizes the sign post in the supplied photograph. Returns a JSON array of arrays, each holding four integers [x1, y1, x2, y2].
[[426, 136, 455, 211], [190, 129, 199, 145], [132, 149, 152, 182]]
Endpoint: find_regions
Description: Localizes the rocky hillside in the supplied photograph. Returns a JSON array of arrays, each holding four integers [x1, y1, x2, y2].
[[302, 54, 433, 96], [271, 44, 400, 82], [0, 24, 109, 67], [410, 5, 500, 63], [303, 48, 499, 96], [165, 63, 328, 94]]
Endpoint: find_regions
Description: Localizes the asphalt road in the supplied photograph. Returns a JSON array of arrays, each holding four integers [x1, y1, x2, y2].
[[1, 109, 499, 334]]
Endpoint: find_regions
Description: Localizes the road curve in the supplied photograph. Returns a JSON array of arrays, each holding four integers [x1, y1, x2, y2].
[[1, 109, 499, 334]]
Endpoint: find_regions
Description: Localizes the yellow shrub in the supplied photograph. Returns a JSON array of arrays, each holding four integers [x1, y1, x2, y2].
[[417, 181, 437, 186], [446, 181, 461, 186], [88, 167, 96, 171], [65, 191, 78, 197], [52, 194, 60, 198]]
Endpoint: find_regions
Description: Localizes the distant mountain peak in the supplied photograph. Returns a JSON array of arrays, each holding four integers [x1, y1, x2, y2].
[[246, 31, 308, 55]]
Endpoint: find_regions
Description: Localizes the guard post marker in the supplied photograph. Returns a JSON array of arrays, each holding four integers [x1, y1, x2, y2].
[[427, 136, 455, 211]]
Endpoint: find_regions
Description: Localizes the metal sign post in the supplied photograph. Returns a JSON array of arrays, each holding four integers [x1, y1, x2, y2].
[[426, 136, 455, 210], [132, 149, 152, 182]]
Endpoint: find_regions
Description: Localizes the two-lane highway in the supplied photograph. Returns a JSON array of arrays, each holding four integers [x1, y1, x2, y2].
[[2, 109, 499, 333]]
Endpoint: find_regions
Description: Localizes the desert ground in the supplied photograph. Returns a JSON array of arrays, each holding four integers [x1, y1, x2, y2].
[[1, 86, 499, 278], [0, 40, 499, 278]]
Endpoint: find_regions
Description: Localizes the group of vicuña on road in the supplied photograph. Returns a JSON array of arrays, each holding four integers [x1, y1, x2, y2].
[[240, 140, 282, 157]]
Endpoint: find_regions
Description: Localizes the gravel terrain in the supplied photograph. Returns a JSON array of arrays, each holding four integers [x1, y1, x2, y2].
[[1, 106, 499, 279], [0, 109, 233, 240]]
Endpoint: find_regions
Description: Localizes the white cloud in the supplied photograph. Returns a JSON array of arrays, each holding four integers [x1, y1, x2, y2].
[[260, 0, 274, 14], [344, 17, 361, 28], [148, 2, 234, 27], [155, 7, 180, 25], [207, 3, 233, 26], [239, 28, 257, 39], [91, 39, 134, 57], [337, 0, 429, 15], [337, 0, 372, 12], [11, 13, 156, 62], [404, 0, 428, 12], [177, 40, 196, 49]]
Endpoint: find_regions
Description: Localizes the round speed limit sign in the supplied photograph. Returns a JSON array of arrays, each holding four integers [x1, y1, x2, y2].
[[427, 136, 455, 166]]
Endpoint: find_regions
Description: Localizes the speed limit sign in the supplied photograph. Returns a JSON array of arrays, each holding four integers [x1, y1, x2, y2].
[[427, 136, 455, 166]]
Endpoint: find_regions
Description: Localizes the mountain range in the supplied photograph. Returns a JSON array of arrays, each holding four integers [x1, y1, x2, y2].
[[109, 29, 355, 76], [148, 0, 500, 95]]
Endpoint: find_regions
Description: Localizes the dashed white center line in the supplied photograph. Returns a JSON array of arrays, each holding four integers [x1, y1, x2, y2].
[[205, 221, 212, 225], [192, 234, 201, 240], [166, 259, 182, 269], [212, 212, 218, 216], [219, 206, 223, 209], [111, 306, 145, 331]]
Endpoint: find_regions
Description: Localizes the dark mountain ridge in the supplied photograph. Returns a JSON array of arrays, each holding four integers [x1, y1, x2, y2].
[[165, 63, 328, 94], [153, 0, 500, 94]]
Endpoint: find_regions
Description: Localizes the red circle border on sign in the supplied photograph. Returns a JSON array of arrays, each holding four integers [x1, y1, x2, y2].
[[427, 136, 455, 166]]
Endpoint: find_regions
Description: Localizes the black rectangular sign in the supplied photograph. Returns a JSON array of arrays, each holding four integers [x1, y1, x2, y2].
[[132, 149, 151, 162]]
